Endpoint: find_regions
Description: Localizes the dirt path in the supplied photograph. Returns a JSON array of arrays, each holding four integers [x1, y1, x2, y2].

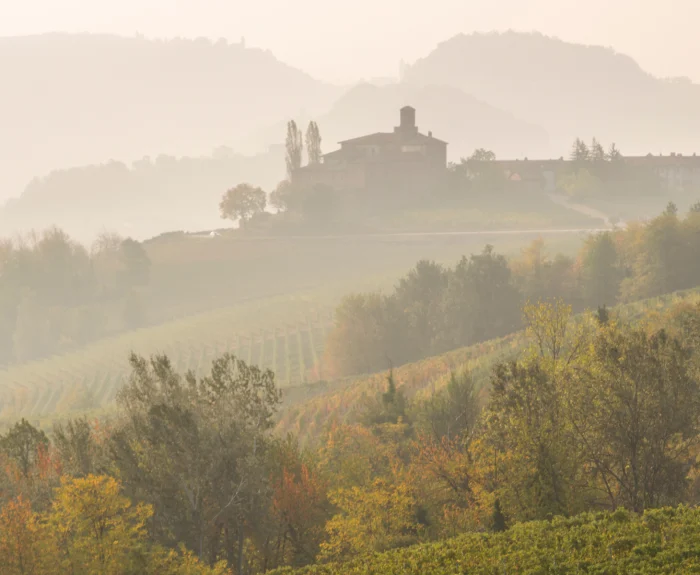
[[547, 193, 625, 229]]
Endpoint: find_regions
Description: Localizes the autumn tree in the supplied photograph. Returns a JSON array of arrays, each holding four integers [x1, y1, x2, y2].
[[305, 121, 322, 165], [219, 184, 267, 226], [567, 323, 700, 512], [269, 438, 329, 569], [318, 479, 420, 562], [0, 496, 44, 575], [46, 474, 152, 574], [480, 301, 591, 521]]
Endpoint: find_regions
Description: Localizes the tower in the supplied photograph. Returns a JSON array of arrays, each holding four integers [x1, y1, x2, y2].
[[395, 106, 418, 136]]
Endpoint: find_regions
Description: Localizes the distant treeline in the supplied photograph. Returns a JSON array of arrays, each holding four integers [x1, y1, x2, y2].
[[2, 150, 284, 243], [325, 202, 700, 376], [0, 229, 150, 365]]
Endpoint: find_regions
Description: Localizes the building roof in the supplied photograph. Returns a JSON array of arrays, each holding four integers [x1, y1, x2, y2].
[[338, 131, 448, 146]]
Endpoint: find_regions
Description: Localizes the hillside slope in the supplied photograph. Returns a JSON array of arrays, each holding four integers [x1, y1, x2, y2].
[[0, 33, 338, 202], [277, 288, 699, 441], [403, 31, 700, 156], [0, 148, 286, 243], [271, 506, 700, 574]]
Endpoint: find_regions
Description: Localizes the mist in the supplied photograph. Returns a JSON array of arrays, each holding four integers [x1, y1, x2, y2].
[[2, 5, 700, 573]]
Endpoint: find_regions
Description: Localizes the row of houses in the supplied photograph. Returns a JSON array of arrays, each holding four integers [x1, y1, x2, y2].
[[292, 107, 700, 195]]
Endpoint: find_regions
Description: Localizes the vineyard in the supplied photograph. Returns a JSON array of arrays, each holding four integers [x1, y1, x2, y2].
[[270, 506, 700, 574], [277, 287, 700, 441], [0, 294, 334, 424]]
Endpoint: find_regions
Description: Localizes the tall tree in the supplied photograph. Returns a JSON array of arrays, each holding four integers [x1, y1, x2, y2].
[[570, 138, 590, 163], [285, 121, 304, 179], [567, 324, 700, 512], [590, 138, 606, 162], [110, 353, 281, 568], [581, 232, 621, 308], [305, 121, 322, 165], [0, 419, 49, 480], [607, 142, 623, 161]]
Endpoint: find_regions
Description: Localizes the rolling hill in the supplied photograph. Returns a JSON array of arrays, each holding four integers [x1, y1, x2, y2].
[[276, 288, 700, 442], [403, 31, 700, 156], [0, 33, 339, 203]]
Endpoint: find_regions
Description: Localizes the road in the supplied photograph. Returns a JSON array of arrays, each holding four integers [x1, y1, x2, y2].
[[191, 227, 612, 241]]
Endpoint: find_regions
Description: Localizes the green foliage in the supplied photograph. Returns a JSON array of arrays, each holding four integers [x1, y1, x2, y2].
[[325, 246, 520, 378], [0, 418, 49, 479], [271, 506, 700, 574], [110, 352, 280, 566]]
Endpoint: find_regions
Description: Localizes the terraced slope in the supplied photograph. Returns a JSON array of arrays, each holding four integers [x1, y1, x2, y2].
[[0, 295, 333, 422], [277, 288, 700, 441]]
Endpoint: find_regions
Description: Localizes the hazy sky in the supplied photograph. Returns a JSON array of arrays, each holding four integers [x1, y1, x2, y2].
[[3, 0, 700, 83]]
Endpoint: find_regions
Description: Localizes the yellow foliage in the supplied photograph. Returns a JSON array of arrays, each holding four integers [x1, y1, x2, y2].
[[46, 474, 152, 575], [318, 478, 420, 562]]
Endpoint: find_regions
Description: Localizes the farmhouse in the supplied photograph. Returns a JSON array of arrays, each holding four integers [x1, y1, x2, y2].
[[292, 106, 448, 195]]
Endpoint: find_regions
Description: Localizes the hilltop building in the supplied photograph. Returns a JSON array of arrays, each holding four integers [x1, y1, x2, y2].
[[292, 106, 448, 195], [491, 153, 700, 194]]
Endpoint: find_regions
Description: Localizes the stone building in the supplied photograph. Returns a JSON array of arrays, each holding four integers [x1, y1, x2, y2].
[[292, 106, 448, 196]]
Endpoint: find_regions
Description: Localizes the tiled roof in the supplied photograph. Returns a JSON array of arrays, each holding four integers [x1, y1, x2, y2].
[[338, 131, 448, 146]]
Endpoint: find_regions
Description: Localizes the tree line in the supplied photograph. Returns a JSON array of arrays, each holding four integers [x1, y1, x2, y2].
[[0, 229, 151, 366], [219, 120, 324, 228], [324, 202, 700, 377], [4, 296, 700, 573]]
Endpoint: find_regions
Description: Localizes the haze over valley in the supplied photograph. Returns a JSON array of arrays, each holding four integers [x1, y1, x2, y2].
[[4, 5, 700, 573], [3, 30, 700, 241]]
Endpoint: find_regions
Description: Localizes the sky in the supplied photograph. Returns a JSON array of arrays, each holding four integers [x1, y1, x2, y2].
[[2, 0, 700, 83]]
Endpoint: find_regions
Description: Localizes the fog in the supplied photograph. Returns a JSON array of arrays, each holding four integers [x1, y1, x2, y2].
[[5, 5, 700, 571]]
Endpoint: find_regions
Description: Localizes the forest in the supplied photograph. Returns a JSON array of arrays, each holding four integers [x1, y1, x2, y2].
[[4, 288, 700, 572], [323, 201, 700, 377]]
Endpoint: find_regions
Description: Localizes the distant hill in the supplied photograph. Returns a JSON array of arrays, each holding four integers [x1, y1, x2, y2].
[[403, 31, 700, 156], [0, 33, 339, 202], [0, 147, 286, 243], [241, 83, 550, 160]]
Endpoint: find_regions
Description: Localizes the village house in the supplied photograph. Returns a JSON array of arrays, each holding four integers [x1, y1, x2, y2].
[[292, 106, 448, 195]]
